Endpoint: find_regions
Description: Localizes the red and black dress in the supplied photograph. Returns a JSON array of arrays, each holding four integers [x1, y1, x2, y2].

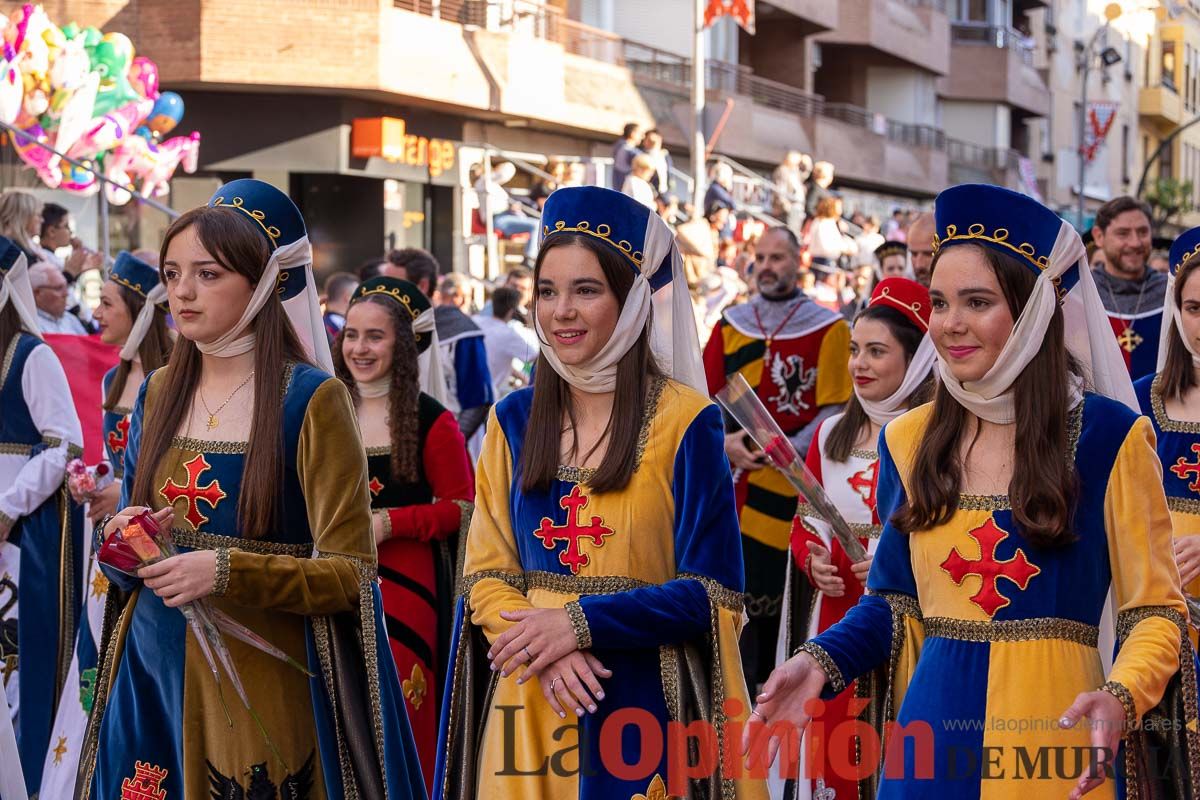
[[367, 392, 474, 792]]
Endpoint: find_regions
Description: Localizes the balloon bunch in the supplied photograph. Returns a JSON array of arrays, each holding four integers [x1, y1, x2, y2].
[[0, 4, 200, 205]]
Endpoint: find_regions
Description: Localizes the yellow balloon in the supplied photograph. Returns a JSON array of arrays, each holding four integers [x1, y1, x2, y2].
[[100, 32, 134, 66]]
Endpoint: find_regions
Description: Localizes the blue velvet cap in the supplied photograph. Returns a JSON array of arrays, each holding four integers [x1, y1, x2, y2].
[[0, 236, 18, 275], [353, 277, 433, 353], [207, 178, 306, 253], [934, 184, 1079, 293], [207, 178, 309, 300], [1170, 226, 1200, 276], [540, 186, 674, 292], [109, 251, 160, 299]]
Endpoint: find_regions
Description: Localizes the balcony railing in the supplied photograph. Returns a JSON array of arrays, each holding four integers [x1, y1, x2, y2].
[[394, 0, 624, 64], [898, 0, 949, 12], [950, 21, 1035, 66], [946, 137, 1021, 170]]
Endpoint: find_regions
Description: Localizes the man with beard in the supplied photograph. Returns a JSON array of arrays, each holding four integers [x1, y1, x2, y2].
[[702, 226, 851, 692], [906, 211, 936, 287], [1091, 196, 1166, 380]]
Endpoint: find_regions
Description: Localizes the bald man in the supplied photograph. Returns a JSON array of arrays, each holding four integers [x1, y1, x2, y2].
[[907, 212, 935, 287]]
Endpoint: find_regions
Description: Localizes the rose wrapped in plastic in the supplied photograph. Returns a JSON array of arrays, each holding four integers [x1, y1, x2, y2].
[[97, 509, 310, 767]]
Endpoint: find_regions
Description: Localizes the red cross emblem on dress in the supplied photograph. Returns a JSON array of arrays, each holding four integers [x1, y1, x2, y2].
[[120, 761, 168, 800], [107, 416, 130, 456], [533, 486, 615, 575], [847, 461, 879, 511], [368, 477, 384, 497], [940, 517, 1040, 617], [160, 453, 227, 529], [1171, 443, 1200, 494]]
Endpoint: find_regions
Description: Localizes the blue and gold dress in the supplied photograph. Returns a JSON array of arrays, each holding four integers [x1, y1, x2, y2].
[[435, 379, 767, 800], [798, 396, 1198, 798], [80, 362, 426, 800]]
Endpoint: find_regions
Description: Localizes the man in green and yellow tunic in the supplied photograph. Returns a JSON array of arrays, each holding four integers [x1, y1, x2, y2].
[[703, 226, 851, 691]]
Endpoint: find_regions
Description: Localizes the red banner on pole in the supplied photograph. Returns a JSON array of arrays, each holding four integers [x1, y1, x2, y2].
[[45, 334, 120, 464], [704, 0, 755, 34]]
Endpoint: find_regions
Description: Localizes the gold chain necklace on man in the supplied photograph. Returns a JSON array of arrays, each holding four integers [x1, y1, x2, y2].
[[1101, 269, 1150, 354], [198, 371, 255, 429]]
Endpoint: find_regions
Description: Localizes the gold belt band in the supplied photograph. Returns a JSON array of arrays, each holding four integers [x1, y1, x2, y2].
[[923, 616, 1098, 646], [172, 527, 313, 557]]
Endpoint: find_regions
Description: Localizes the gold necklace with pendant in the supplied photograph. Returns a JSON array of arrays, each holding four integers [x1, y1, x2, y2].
[[198, 371, 255, 430]]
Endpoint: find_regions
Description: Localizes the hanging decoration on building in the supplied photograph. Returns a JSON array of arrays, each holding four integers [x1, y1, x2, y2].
[[0, 4, 200, 204], [703, 0, 756, 34], [1081, 102, 1119, 164], [1017, 156, 1044, 203]]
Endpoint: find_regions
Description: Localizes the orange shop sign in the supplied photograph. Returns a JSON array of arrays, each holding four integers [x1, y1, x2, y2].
[[351, 117, 457, 178]]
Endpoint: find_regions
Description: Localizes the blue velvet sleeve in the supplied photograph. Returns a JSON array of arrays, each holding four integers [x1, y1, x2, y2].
[[98, 376, 150, 591], [578, 405, 743, 649], [454, 336, 495, 409], [807, 429, 918, 693]]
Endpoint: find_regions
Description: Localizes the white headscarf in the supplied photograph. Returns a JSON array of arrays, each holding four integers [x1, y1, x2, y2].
[[534, 195, 706, 395], [0, 249, 42, 338], [118, 282, 168, 362], [936, 218, 1136, 423], [194, 235, 335, 373], [1157, 233, 1200, 369], [859, 336, 938, 426]]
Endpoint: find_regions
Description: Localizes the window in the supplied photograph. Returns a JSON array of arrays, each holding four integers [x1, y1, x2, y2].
[[1185, 45, 1192, 110], [1164, 40, 1177, 91]]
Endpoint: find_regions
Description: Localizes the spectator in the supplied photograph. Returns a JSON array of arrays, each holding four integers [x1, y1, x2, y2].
[[565, 161, 587, 187], [772, 150, 811, 234], [806, 196, 855, 267], [390, 248, 493, 443], [479, 265, 534, 325], [322, 271, 358, 340], [705, 161, 737, 222], [804, 160, 835, 221], [29, 260, 87, 334], [883, 208, 905, 240], [0, 190, 41, 263], [436, 272, 473, 313], [611, 122, 642, 190], [622, 154, 658, 210], [853, 215, 885, 268], [473, 286, 536, 399], [530, 160, 566, 210], [358, 257, 390, 281], [37, 202, 100, 327], [639, 129, 673, 195], [474, 161, 539, 259], [906, 211, 936, 287], [656, 192, 681, 226], [706, 202, 732, 258], [1149, 250, 1171, 273]]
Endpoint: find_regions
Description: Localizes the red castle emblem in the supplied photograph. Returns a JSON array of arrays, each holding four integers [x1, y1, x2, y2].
[[533, 486, 614, 575], [160, 453, 227, 529], [120, 761, 168, 800], [940, 517, 1040, 617]]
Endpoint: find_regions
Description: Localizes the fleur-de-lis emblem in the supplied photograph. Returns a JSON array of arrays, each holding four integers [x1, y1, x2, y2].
[[403, 662, 427, 710], [633, 774, 673, 800]]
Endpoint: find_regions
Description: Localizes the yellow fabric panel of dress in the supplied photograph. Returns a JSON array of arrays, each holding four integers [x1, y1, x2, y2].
[[980, 638, 1110, 800], [223, 378, 369, 615], [1104, 417, 1186, 717], [463, 407, 534, 643], [892, 613, 925, 714], [814, 319, 852, 408], [1168, 506, 1200, 648]]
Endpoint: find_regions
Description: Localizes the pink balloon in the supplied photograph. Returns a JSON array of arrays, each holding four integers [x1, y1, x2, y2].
[[127, 56, 159, 99]]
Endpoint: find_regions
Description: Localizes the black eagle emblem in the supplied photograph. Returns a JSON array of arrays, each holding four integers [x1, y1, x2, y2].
[[206, 752, 315, 800]]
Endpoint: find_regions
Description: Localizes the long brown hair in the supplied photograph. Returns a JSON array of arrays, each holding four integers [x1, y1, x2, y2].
[[521, 234, 664, 493], [893, 244, 1079, 548], [826, 304, 932, 463], [102, 283, 174, 411], [0, 302, 20, 361], [1161, 256, 1200, 401], [130, 206, 310, 539], [332, 295, 421, 483]]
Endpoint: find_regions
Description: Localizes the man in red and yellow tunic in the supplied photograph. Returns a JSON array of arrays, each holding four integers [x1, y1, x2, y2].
[[703, 226, 851, 691]]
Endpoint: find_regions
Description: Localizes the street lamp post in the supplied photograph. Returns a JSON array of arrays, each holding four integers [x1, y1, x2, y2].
[[1076, 4, 1125, 232]]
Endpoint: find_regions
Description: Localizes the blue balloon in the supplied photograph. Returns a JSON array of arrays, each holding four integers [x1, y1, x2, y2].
[[147, 92, 184, 136]]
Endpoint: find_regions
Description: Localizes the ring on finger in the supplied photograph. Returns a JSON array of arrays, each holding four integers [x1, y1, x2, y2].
[[523, 645, 535, 661], [550, 676, 561, 692]]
